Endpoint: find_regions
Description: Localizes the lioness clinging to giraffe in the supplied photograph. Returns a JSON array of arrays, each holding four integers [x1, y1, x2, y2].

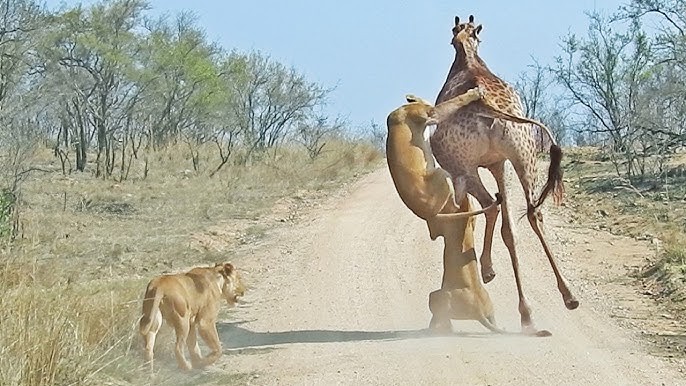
[[386, 89, 509, 333], [385, 88, 502, 240], [429, 15, 578, 335]]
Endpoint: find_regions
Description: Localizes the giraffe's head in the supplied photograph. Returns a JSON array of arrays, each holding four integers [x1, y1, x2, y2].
[[451, 15, 483, 53]]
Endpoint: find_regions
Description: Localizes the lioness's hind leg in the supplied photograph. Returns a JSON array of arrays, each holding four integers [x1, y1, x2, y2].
[[187, 322, 203, 369], [445, 288, 482, 320], [171, 316, 192, 370], [142, 332, 156, 368], [429, 314, 453, 334], [426, 168, 456, 213], [140, 312, 162, 370], [428, 290, 453, 334], [198, 319, 223, 367]]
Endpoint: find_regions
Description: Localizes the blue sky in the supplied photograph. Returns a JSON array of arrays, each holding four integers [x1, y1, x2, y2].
[[47, 0, 627, 130]]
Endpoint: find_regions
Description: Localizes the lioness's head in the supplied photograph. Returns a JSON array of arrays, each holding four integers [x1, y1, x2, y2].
[[215, 262, 246, 307], [451, 15, 482, 52], [402, 95, 438, 127]]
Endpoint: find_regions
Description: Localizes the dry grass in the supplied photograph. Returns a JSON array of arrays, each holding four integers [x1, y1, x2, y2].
[[0, 139, 383, 385], [0, 263, 146, 385], [562, 147, 686, 314]]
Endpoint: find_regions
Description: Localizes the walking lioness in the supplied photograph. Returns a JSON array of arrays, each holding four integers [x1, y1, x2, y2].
[[138, 262, 245, 370]]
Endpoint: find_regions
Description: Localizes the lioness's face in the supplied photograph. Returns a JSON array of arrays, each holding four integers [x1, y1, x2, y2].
[[216, 262, 246, 307], [403, 97, 437, 128], [223, 270, 246, 307]]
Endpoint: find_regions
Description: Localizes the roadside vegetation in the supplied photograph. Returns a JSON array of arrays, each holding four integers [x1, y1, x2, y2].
[[0, 1, 382, 384], [512, 0, 686, 316]]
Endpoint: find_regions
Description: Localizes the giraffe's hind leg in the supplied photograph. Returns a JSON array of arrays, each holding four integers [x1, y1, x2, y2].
[[526, 205, 578, 309], [511, 152, 579, 310], [488, 162, 543, 334]]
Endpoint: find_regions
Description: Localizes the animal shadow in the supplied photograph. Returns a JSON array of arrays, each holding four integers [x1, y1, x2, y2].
[[217, 320, 499, 351]]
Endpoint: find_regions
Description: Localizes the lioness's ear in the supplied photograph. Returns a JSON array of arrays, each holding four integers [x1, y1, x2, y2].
[[406, 94, 432, 105], [222, 262, 235, 276], [214, 262, 234, 276]]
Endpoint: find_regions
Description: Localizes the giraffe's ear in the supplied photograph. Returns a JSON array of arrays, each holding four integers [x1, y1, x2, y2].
[[475, 25, 483, 35]]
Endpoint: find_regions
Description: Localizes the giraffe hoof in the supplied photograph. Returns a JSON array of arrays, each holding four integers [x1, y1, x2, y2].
[[565, 297, 579, 310], [481, 269, 496, 284]]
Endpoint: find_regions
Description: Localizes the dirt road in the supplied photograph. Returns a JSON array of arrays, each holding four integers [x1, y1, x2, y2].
[[218, 167, 684, 385]]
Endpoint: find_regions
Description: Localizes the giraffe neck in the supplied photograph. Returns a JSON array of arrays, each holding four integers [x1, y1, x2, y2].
[[447, 41, 490, 78], [436, 42, 494, 104]]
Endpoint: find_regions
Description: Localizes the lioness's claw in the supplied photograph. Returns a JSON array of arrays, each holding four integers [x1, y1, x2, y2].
[[476, 85, 486, 98]]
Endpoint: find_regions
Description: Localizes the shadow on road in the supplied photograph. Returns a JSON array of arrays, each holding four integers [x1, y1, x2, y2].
[[218, 320, 498, 350]]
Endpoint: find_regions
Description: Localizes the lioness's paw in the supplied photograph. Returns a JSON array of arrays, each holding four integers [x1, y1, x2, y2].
[[474, 85, 486, 99]]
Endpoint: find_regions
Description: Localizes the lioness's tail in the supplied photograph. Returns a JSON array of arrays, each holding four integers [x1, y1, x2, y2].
[[436, 193, 502, 220], [478, 316, 551, 338], [476, 101, 565, 208], [478, 315, 508, 334], [139, 284, 163, 335]]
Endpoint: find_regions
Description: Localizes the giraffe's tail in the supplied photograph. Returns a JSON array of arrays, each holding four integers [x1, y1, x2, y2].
[[533, 144, 564, 209], [474, 101, 565, 208]]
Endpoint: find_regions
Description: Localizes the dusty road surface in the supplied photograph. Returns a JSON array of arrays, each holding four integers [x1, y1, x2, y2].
[[217, 167, 684, 385]]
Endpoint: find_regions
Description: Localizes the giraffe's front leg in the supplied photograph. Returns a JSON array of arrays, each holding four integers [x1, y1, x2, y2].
[[463, 174, 499, 284], [479, 206, 499, 284]]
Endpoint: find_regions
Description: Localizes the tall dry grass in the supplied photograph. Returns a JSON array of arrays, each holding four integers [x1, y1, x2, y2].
[[0, 258, 144, 385], [0, 139, 383, 385]]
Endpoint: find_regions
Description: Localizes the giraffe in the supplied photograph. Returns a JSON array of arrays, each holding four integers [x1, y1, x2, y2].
[[429, 15, 578, 334]]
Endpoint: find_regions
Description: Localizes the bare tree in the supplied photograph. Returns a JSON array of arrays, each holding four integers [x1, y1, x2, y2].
[[515, 59, 549, 119], [552, 13, 653, 179], [209, 125, 239, 177], [221, 51, 331, 163], [619, 0, 686, 152], [295, 114, 344, 160], [0, 0, 45, 238], [515, 60, 571, 147]]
